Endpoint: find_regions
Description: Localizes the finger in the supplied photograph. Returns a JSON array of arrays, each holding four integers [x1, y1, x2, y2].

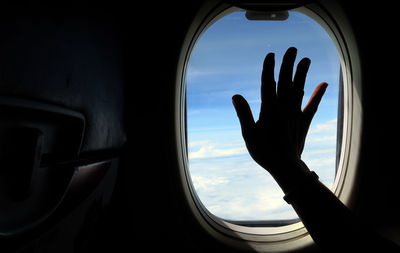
[[261, 52, 276, 103], [277, 47, 297, 98], [260, 53, 276, 120], [303, 82, 328, 122], [232, 94, 255, 140], [292, 57, 311, 110]]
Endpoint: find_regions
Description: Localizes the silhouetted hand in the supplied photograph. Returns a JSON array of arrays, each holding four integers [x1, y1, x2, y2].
[[232, 47, 328, 184]]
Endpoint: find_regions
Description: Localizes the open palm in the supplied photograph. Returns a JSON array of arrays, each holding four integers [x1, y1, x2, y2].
[[232, 47, 328, 179]]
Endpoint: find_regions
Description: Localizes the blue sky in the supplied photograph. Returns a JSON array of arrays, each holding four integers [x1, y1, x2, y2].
[[186, 10, 340, 221]]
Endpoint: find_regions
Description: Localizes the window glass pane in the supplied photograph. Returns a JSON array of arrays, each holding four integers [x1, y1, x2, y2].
[[186, 10, 341, 221]]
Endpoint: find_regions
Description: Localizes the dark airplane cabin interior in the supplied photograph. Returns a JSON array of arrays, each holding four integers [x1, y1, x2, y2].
[[0, 0, 399, 252]]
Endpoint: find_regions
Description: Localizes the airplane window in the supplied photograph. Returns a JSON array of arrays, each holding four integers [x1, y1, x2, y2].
[[186, 10, 342, 222]]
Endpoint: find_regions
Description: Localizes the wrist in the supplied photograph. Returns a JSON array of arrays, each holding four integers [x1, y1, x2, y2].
[[283, 171, 319, 204], [270, 159, 311, 194]]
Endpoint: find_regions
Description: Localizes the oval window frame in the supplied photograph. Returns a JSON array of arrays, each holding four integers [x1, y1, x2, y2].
[[175, 1, 362, 251]]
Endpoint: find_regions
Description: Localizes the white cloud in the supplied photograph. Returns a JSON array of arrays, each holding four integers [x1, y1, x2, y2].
[[187, 118, 339, 221], [309, 119, 337, 134], [189, 151, 298, 220], [188, 140, 209, 149], [191, 174, 230, 193], [308, 135, 336, 142], [189, 141, 247, 159], [205, 185, 297, 220]]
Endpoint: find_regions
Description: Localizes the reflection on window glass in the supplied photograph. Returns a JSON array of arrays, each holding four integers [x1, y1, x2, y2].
[[186, 10, 341, 221]]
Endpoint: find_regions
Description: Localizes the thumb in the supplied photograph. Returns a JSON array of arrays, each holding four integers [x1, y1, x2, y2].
[[232, 94, 255, 139]]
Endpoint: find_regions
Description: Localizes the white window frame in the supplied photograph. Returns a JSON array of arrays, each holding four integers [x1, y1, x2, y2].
[[175, 1, 362, 251]]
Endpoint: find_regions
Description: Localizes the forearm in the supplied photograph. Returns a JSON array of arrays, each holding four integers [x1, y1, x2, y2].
[[271, 160, 398, 252], [287, 172, 358, 251]]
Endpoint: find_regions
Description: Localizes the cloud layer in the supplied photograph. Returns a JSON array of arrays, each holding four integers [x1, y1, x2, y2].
[[188, 118, 337, 221]]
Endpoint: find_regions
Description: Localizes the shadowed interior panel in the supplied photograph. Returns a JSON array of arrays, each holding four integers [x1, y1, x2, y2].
[[0, 16, 126, 153]]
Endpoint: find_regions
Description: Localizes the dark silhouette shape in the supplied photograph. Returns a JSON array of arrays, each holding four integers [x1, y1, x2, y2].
[[232, 47, 399, 252]]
